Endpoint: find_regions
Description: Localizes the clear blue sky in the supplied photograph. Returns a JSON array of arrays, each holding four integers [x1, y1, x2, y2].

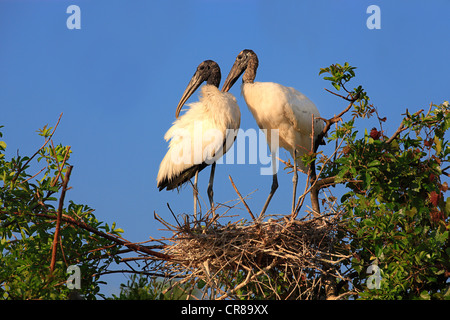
[[1, 0, 449, 297]]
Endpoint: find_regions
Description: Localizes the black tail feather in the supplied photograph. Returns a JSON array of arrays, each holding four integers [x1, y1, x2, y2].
[[158, 162, 209, 191]]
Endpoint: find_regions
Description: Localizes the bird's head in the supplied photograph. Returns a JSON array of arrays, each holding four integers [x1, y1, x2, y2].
[[222, 49, 258, 93], [176, 60, 221, 118]]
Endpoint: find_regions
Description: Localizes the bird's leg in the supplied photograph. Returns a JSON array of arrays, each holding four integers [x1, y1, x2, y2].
[[309, 154, 321, 218], [292, 149, 298, 214], [193, 170, 199, 226], [260, 152, 278, 218], [207, 162, 216, 219]]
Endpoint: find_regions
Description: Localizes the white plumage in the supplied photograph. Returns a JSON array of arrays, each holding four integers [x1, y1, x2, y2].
[[157, 85, 240, 188], [222, 49, 324, 214], [241, 82, 323, 171], [157, 60, 240, 213]]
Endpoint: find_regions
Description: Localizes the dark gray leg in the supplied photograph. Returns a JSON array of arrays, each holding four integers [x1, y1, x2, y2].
[[260, 152, 278, 217], [207, 162, 216, 215], [292, 149, 298, 214]]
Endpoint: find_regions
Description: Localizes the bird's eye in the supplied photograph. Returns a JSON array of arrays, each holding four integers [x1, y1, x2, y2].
[[199, 66, 205, 70], [237, 54, 243, 60]]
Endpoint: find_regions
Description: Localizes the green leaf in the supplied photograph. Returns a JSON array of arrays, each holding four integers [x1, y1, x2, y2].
[[332, 82, 341, 91], [318, 68, 329, 75], [434, 135, 442, 154], [420, 291, 431, 300], [435, 230, 448, 244], [367, 160, 381, 167]]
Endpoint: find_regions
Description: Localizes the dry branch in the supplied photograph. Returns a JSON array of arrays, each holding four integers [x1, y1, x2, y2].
[[229, 175, 256, 222], [13, 209, 172, 261], [50, 165, 73, 272]]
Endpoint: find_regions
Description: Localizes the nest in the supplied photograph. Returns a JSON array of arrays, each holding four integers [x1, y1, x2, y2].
[[152, 202, 348, 300]]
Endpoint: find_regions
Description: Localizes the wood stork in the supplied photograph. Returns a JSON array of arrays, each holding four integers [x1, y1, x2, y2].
[[222, 49, 325, 215], [157, 60, 241, 216]]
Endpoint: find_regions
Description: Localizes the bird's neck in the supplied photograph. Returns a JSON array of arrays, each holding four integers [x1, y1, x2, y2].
[[243, 57, 258, 84], [206, 71, 221, 88]]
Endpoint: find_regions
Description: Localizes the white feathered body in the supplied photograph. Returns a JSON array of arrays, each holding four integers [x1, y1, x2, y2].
[[241, 81, 324, 172], [157, 85, 240, 189]]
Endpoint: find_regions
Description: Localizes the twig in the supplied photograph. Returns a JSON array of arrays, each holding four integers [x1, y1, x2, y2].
[[292, 173, 310, 219], [317, 100, 354, 138], [19, 167, 46, 185], [50, 165, 73, 272], [216, 259, 278, 300], [51, 146, 71, 187], [386, 122, 406, 144], [11, 113, 63, 186], [324, 88, 354, 102], [167, 203, 182, 228], [229, 175, 256, 222], [93, 269, 171, 278], [386, 107, 425, 144], [154, 211, 179, 231], [43, 210, 171, 260]]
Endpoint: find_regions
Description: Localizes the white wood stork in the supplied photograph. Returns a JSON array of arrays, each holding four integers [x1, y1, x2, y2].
[[222, 49, 325, 215], [157, 60, 241, 216]]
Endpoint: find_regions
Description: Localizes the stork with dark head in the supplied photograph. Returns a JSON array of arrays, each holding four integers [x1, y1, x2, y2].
[[157, 60, 241, 217], [222, 49, 325, 216]]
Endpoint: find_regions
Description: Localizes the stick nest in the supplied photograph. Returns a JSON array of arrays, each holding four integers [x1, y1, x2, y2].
[[154, 207, 346, 300]]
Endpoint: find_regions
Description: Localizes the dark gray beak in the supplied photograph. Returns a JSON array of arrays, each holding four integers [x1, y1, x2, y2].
[[221, 60, 247, 93], [176, 71, 204, 118]]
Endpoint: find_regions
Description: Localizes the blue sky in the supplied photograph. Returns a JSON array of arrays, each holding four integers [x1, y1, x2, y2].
[[1, 0, 449, 297]]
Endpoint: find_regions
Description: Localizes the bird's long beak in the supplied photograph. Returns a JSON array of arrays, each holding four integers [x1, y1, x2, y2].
[[176, 72, 204, 118], [221, 61, 246, 93]]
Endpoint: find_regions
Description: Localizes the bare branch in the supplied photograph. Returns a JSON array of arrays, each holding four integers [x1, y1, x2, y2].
[[386, 122, 406, 144], [50, 165, 73, 272], [23, 209, 171, 261], [229, 175, 256, 222]]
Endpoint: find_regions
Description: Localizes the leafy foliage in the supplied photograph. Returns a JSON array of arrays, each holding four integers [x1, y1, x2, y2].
[[318, 64, 450, 299], [111, 274, 196, 300], [199, 64, 449, 300], [0, 119, 123, 299]]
